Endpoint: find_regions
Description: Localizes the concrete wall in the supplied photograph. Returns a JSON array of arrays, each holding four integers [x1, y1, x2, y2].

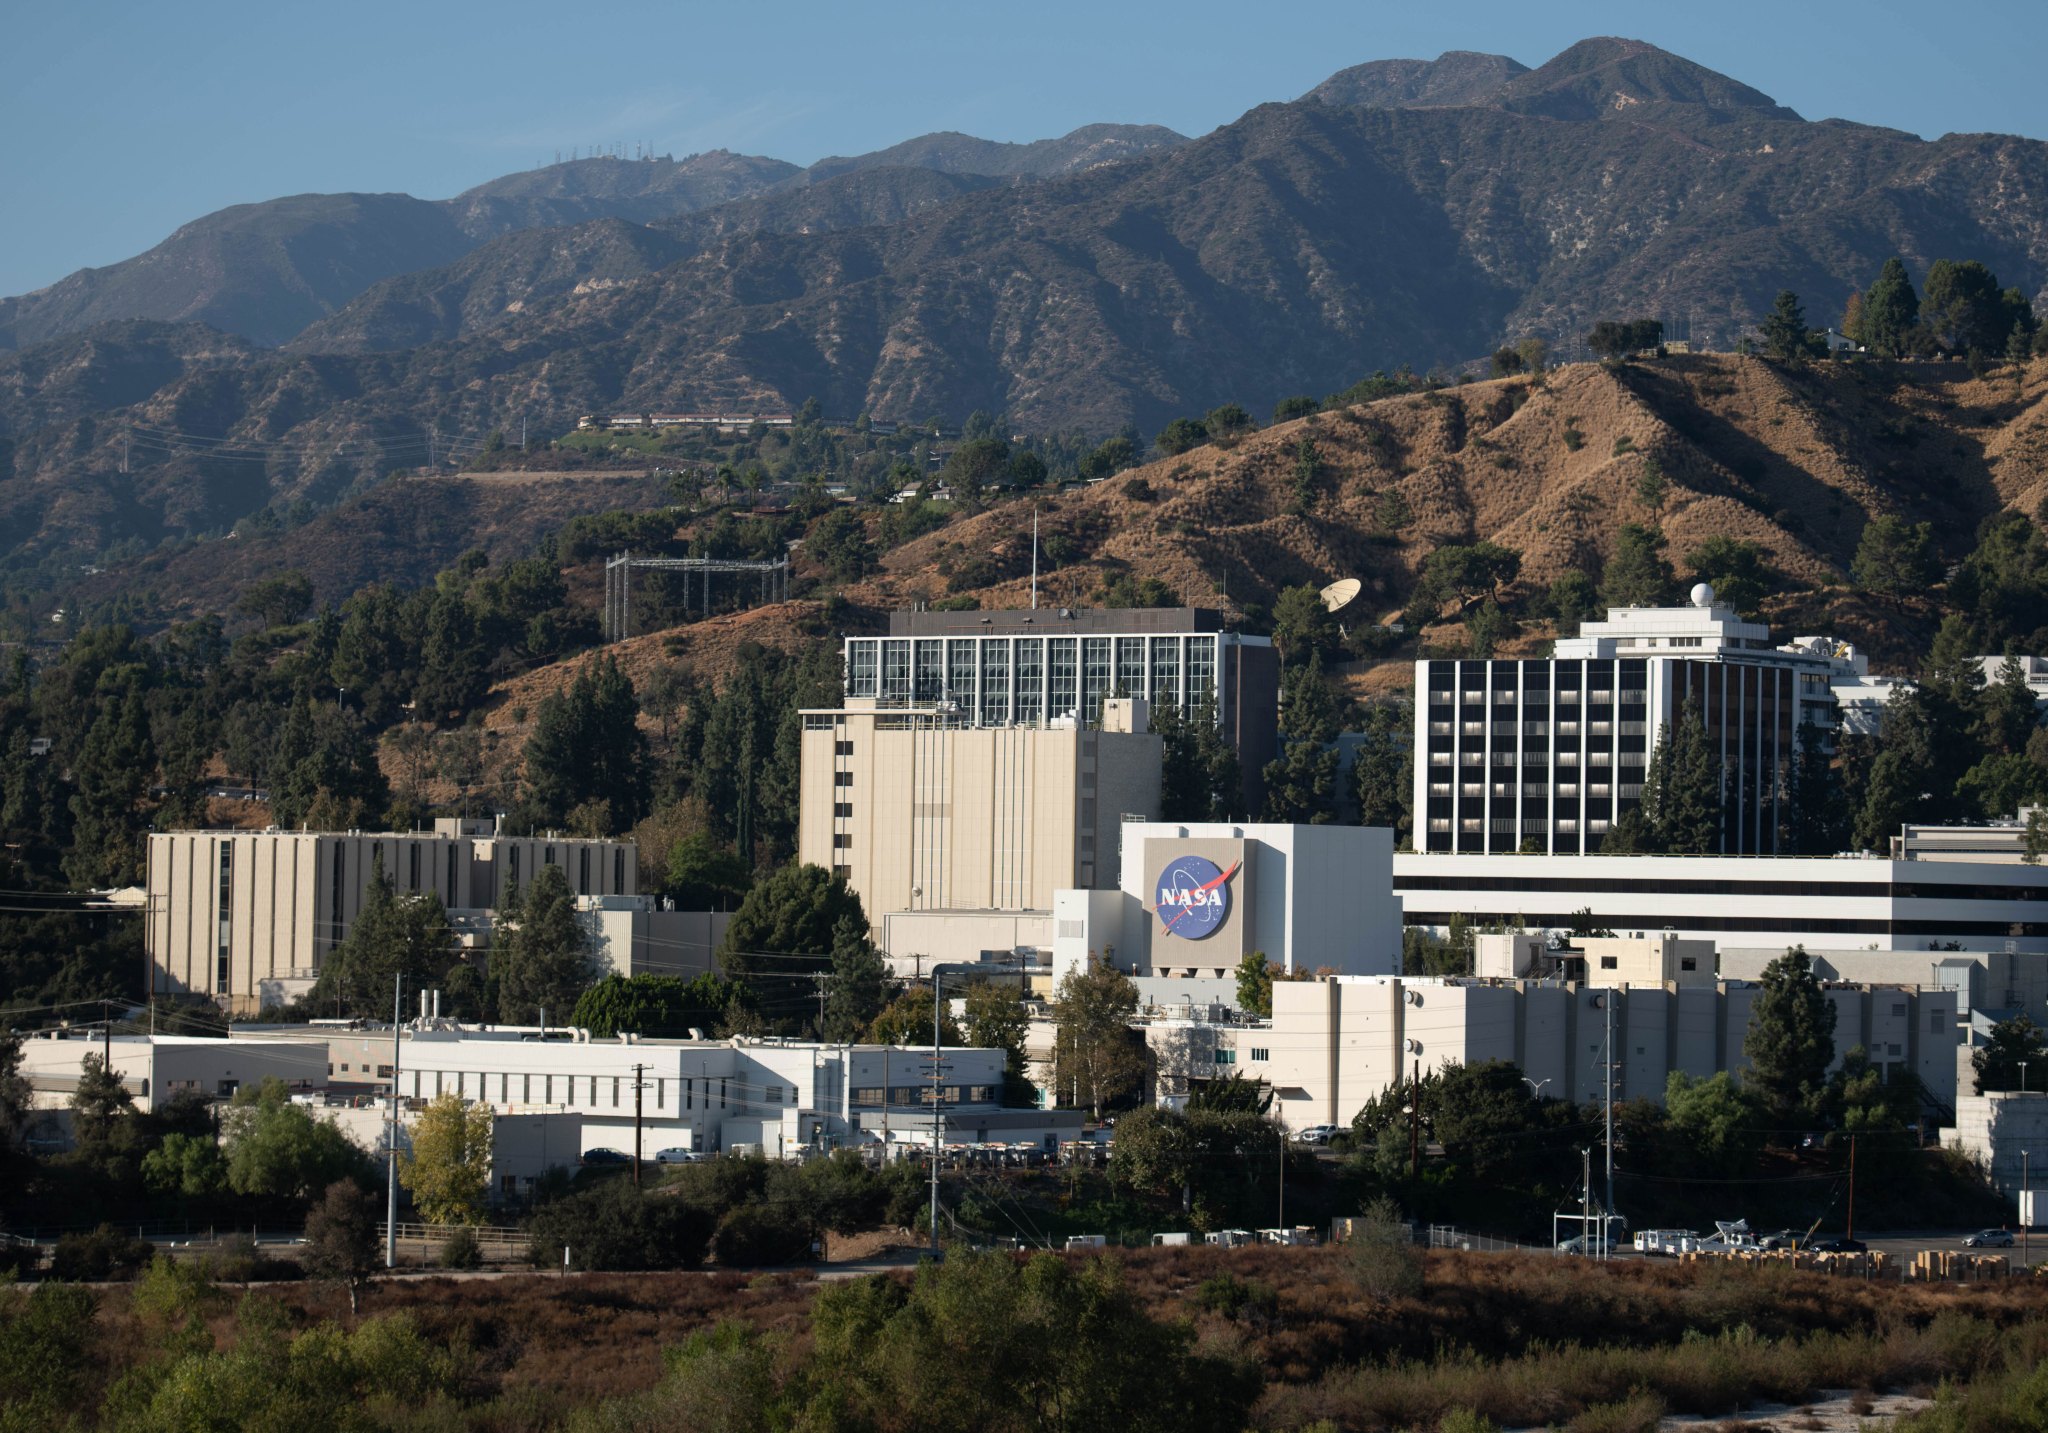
[[799, 707, 1161, 922], [1943, 1092, 2048, 1200], [879, 910, 1051, 977]]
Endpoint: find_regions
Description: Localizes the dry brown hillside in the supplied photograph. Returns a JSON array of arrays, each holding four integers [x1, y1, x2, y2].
[[476, 354, 2048, 735], [842, 354, 2048, 666]]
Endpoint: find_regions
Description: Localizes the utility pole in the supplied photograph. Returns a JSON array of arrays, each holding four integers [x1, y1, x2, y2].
[[2024, 1148, 2031, 1269], [633, 1062, 644, 1189], [1604, 993, 1615, 1258], [1277, 1129, 1286, 1231], [102, 998, 112, 1068], [930, 972, 944, 1259], [1846, 1134, 1857, 1242], [387, 974, 402, 1269]]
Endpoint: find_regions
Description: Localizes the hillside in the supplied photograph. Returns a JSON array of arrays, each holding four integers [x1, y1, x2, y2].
[[8, 39, 2048, 591], [454, 354, 2048, 731], [0, 126, 1183, 357]]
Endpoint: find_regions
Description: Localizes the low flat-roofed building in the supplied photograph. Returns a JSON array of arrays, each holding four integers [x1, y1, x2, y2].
[[16, 1032, 329, 1112], [1394, 852, 2048, 953], [1145, 974, 1959, 1135]]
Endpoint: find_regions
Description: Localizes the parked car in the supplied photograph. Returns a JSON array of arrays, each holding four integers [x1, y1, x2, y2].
[[654, 1148, 703, 1166], [1808, 1237, 1867, 1253], [1557, 1233, 1598, 1256], [1964, 1228, 2016, 1248], [1295, 1124, 1343, 1145], [581, 1148, 632, 1167]]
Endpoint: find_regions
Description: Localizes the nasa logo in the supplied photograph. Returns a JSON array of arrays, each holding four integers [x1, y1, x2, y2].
[[1152, 854, 1239, 941]]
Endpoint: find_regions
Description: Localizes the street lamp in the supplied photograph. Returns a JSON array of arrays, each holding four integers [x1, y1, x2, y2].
[[1523, 1076, 1551, 1099], [2021, 1061, 2030, 1094]]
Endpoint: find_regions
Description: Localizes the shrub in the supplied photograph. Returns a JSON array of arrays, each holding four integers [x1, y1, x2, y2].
[[527, 1179, 713, 1271], [439, 1227, 483, 1270], [711, 1203, 813, 1267], [1346, 1199, 1424, 1300], [49, 1225, 155, 1282]]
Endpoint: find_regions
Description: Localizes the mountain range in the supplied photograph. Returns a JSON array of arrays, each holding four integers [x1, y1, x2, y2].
[[5, 36, 2048, 594]]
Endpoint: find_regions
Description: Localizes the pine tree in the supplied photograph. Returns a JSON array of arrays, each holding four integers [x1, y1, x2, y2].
[[1784, 719, 1848, 855], [319, 855, 454, 1017], [1599, 525, 1675, 608], [1260, 652, 1341, 823], [1758, 290, 1812, 362], [1651, 694, 1721, 854], [65, 686, 155, 887], [1290, 437, 1324, 514], [415, 591, 488, 722], [822, 914, 892, 1041], [1858, 257, 1920, 358], [494, 865, 594, 1023], [1743, 948, 1838, 1127], [521, 654, 649, 833]]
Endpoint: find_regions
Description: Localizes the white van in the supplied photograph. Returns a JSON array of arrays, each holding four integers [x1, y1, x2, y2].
[[1065, 1235, 1107, 1251], [1151, 1232, 1191, 1247]]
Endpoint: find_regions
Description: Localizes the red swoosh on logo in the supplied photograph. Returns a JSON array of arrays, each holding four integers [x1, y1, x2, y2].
[[1156, 860, 1241, 934]]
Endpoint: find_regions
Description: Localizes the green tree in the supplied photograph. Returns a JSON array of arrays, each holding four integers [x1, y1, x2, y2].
[[1586, 318, 1663, 360], [1205, 403, 1253, 438], [1783, 718, 1848, 855], [865, 988, 959, 1046], [141, 1131, 227, 1198], [1742, 948, 1838, 1128], [1051, 961, 1144, 1116], [1155, 417, 1209, 456], [222, 1078, 375, 1202], [527, 1177, 714, 1271], [1639, 693, 1720, 854], [806, 508, 875, 583], [520, 654, 649, 833], [1290, 436, 1325, 514], [1408, 542, 1522, 624], [1350, 698, 1412, 844], [1851, 516, 1938, 603], [69, 1052, 137, 1160], [1599, 524, 1676, 608], [65, 686, 154, 887], [1234, 950, 1274, 1017], [1972, 1013, 2048, 1094], [661, 832, 753, 910], [1272, 395, 1321, 422], [317, 856, 454, 1018], [824, 915, 893, 1042], [0, 1030, 30, 1152], [493, 864, 594, 1024], [718, 862, 870, 990], [1269, 584, 1341, 669], [1686, 536, 1770, 617], [1547, 570, 1600, 631], [1261, 652, 1341, 823], [572, 972, 735, 1038], [1463, 599, 1516, 658], [303, 1178, 381, 1314], [961, 980, 1031, 1101], [1634, 457, 1669, 524], [399, 1091, 493, 1226], [413, 590, 488, 721], [1663, 1071, 1766, 1179], [1855, 257, 1920, 357], [800, 1251, 1259, 1433], [237, 570, 314, 630], [1922, 258, 2021, 355], [1758, 289, 1814, 361], [1082, 435, 1137, 480]]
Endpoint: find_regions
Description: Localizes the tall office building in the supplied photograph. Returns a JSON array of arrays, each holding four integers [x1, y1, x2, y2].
[[839, 606, 1277, 811], [1412, 588, 1839, 855]]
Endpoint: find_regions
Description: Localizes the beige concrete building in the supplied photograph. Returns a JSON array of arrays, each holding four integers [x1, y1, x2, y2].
[[797, 696, 1160, 928], [147, 819, 639, 1015], [1942, 1092, 2048, 1202], [16, 1032, 330, 1112], [1161, 974, 1960, 1134], [1474, 932, 1716, 987]]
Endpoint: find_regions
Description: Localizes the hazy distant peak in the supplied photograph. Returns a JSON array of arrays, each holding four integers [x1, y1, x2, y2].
[[1500, 37, 1803, 121], [803, 123, 1188, 183], [1304, 50, 1529, 110]]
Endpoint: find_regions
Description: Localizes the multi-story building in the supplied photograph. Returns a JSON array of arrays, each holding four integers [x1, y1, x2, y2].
[[797, 696, 1160, 941], [1412, 588, 1839, 856], [1393, 851, 2048, 953], [839, 606, 1277, 810], [146, 819, 639, 1015]]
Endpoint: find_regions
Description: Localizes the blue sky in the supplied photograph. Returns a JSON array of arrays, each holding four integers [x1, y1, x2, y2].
[[4, 0, 2046, 298]]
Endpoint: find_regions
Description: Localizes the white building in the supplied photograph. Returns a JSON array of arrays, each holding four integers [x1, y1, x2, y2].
[[1148, 974, 1959, 1136], [15, 1032, 329, 1112], [1942, 1092, 2048, 1201], [1051, 822, 1402, 995], [369, 1026, 1055, 1158], [1780, 635, 1914, 736], [1414, 590, 1840, 857], [1394, 851, 2048, 954]]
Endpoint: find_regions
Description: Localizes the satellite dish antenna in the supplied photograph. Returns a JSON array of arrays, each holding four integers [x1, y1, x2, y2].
[[1319, 577, 1364, 615]]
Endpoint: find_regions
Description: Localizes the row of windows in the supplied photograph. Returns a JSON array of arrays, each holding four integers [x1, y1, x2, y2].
[[405, 1070, 774, 1110], [1402, 910, 2048, 938], [1394, 874, 2048, 902], [850, 1086, 1000, 1106], [844, 635, 1218, 726]]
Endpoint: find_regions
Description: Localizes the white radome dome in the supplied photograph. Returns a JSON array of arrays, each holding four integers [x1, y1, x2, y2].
[[1689, 582, 1715, 609]]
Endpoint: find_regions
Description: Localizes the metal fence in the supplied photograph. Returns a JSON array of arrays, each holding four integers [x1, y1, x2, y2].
[[1426, 1224, 1545, 1254], [380, 1222, 527, 1254]]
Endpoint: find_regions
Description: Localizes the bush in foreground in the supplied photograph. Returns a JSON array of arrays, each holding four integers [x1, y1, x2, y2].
[[528, 1179, 712, 1272]]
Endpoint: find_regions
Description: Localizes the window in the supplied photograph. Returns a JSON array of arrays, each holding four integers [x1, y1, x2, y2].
[[835, 739, 854, 756], [832, 833, 852, 848], [847, 640, 880, 697], [580, 848, 591, 892], [1931, 1010, 1946, 1032], [1680, 957, 1697, 972], [216, 842, 233, 995], [1015, 638, 1045, 725], [1249, 1047, 1270, 1062], [1599, 956, 1618, 970], [447, 845, 458, 907], [1891, 1002, 1907, 1017], [409, 843, 420, 890], [835, 771, 854, 787], [834, 802, 853, 818], [614, 849, 625, 893], [853, 1087, 884, 1107], [767, 1085, 783, 1104]]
